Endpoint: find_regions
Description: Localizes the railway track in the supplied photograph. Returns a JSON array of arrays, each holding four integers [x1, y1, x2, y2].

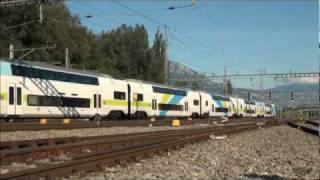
[[287, 120, 319, 136], [0, 117, 273, 132], [0, 120, 282, 179]]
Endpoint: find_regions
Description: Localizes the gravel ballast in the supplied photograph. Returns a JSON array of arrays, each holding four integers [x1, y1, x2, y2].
[[70, 125, 320, 180], [0, 125, 201, 142]]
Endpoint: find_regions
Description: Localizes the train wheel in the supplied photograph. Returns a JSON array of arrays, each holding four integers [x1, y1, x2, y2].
[[135, 111, 147, 119], [91, 114, 102, 121]]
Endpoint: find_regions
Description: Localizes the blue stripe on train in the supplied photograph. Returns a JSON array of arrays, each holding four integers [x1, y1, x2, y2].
[[159, 95, 184, 116], [215, 100, 228, 117]]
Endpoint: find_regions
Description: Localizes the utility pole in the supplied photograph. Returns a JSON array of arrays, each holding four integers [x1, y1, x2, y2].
[[39, 3, 43, 24], [259, 69, 265, 90], [65, 48, 70, 68], [9, 44, 14, 59], [223, 65, 228, 95], [318, 41, 320, 121], [163, 25, 169, 85]]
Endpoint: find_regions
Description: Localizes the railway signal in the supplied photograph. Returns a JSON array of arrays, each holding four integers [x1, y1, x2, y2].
[[290, 91, 294, 101], [269, 92, 272, 101]]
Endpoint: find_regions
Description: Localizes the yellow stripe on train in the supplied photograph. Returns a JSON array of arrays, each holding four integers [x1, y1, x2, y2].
[[0, 92, 7, 101], [103, 99, 151, 107]]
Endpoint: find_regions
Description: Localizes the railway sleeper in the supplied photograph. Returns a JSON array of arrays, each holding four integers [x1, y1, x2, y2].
[[0, 124, 278, 179]]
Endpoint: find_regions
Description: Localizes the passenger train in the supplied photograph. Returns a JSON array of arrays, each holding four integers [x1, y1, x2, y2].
[[0, 59, 276, 121]]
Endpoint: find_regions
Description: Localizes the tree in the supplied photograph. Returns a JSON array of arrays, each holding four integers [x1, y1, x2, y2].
[[0, 2, 168, 83]]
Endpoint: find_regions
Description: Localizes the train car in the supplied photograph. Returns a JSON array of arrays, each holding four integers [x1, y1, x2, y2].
[[126, 79, 189, 117], [255, 101, 266, 117], [230, 96, 246, 118], [0, 59, 103, 120], [125, 80, 153, 119], [265, 103, 276, 118], [1, 59, 277, 121], [245, 100, 257, 118], [211, 95, 230, 117], [185, 90, 200, 118], [270, 103, 276, 117], [199, 91, 212, 118], [98, 77, 130, 120], [148, 84, 188, 118]]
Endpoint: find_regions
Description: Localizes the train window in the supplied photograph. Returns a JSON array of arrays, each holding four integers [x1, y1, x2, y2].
[[114, 91, 126, 100], [151, 100, 154, 109], [159, 104, 183, 111], [206, 101, 208, 106], [17, 88, 21, 105], [94, 94, 97, 108], [193, 100, 199, 106], [9, 87, 14, 105], [155, 100, 157, 110], [240, 105, 243, 109], [133, 93, 143, 101], [27, 95, 39, 106], [39, 96, 59, 106], [152, 86, 186, 96], [61, 97, 90, 107], [184, 102, 188, 111], [215, 108, 228, 112], [98, 95, 101, 108], [211, 95, 230, 101], [11, 65, 99, 85], [212, 105, 215, 112], [152, 99, 158, 110], [27, 95, 90, 108]]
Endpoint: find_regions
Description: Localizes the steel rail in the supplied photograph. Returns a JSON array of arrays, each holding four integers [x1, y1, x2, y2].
[[0, 120, 270, 152], [0, 117, 273, 132], [0, 121, 281, 179], [0, 123, 258, 164], [287, 121, 319, 136]]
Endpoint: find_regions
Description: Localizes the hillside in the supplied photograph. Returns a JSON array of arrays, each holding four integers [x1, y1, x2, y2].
[[169, 60, 319, 108]]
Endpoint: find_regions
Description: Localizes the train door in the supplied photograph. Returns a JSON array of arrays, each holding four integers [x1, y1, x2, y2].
[[7, 83, 22, 116], [199, 94, 202, 118], [127, 84, 131, 119], [93, 93, 101, 114]]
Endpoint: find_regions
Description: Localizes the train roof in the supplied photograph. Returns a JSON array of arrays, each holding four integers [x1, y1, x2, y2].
[[125, 79, 191, 91], [245, 100, 256, 105], [211, 95, 230, 101], [1, 59, 112, 78]]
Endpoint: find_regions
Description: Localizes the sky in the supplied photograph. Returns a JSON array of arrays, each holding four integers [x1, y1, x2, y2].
[[65, 0, 318, 89]]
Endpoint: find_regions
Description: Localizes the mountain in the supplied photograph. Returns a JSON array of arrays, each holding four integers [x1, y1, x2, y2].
[[169, 60, 224, 94], [169, 60, 319, 108]]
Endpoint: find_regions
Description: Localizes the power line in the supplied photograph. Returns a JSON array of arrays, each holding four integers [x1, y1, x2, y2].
[[172, 72, 319, 82], [72, 0, 254, 73], [108, 0, 261, 73], [198, 9, 290, 72]]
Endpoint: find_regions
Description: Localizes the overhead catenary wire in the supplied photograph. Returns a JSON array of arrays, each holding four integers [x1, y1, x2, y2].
[[108, 0, 262, 74], [197, 9, 290, 72], [67, 0, 264, 74]]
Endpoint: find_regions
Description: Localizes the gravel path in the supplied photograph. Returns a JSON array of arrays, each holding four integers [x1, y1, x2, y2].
[[0, 125, 203, 142], [70, 125, 320, 180]]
